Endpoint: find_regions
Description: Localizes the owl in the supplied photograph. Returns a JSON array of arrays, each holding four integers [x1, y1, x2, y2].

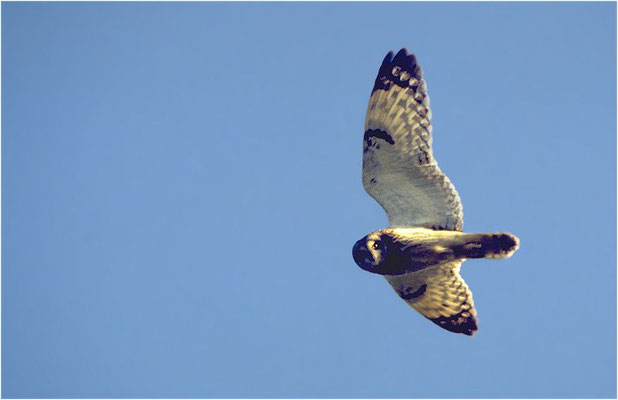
[[353, 48, 519, 336]]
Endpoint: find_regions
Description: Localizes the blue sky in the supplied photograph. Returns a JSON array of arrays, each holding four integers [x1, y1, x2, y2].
[[2, 2, 616, 398]]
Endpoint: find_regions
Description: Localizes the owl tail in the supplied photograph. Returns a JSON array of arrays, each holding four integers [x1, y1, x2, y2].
[[454, 233, 520, 259]]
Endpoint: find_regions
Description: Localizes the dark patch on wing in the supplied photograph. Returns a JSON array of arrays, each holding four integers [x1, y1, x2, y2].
[[364, 129, 394, 145], [430, 312, 478, 336], [398, 284, 427, 301], [372, 48, 423, 94]]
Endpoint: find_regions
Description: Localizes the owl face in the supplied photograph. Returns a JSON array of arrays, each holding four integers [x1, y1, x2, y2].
[[352, 232, 388, 274]]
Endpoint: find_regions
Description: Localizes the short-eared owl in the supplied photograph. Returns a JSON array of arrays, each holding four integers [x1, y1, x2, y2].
[[353, 49, 519, 336]]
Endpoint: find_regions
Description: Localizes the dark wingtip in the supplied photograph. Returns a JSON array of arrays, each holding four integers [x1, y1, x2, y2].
[[395, 48, 409, 57], [371, 48, 423, 94], [394, 47, 413, 61], [430, 313, 478, 336], [382, 50, 394, 64]]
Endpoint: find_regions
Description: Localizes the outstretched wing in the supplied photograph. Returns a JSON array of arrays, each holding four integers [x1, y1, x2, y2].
[[385, 261, 478, 335], [363, 49, 463, 230]]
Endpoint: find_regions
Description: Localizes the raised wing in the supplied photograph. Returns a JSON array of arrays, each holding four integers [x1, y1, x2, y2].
[[363, 49, 463, 230], [385, 261, 478, 335]]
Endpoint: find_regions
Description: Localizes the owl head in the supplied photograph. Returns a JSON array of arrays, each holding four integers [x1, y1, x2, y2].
[[353, 231, 390, 274]]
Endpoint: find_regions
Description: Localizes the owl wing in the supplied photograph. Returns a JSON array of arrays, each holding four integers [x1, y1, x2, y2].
[[385, 261, 478, 335], [363, 49, 463, 230]]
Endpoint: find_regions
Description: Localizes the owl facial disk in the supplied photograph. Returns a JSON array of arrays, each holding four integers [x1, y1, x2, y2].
[[352, 233, 386, 274]]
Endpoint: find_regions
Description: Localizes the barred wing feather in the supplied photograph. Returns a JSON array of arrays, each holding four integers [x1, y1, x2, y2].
[[363, 49, 463, 231], [385, 261, 478, 336]]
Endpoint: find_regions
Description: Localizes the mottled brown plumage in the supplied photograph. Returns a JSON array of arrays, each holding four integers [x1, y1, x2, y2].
[[353, 49, 520, 336]]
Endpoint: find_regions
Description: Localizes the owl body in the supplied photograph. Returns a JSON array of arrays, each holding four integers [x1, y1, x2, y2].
[[353, 49, 520, 335], [353, 227, 519, 276]]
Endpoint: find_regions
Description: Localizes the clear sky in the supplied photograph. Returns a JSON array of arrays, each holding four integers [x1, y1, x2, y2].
[[2, 2, 616, 398]]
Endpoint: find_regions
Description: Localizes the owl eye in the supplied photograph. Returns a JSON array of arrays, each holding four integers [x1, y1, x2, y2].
[[372, 241, 381, 250]]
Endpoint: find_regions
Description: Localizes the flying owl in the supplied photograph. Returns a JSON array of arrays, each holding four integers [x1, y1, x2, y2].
[[353, 48, 519, 336]]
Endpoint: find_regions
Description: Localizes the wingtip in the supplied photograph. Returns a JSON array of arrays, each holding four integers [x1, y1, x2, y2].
[[382, 50, 394, 64], [395, 48, 408, 58], [463, 325, 479, 336], [430, 312, 478, 336], [372, 48, 423, 94]]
